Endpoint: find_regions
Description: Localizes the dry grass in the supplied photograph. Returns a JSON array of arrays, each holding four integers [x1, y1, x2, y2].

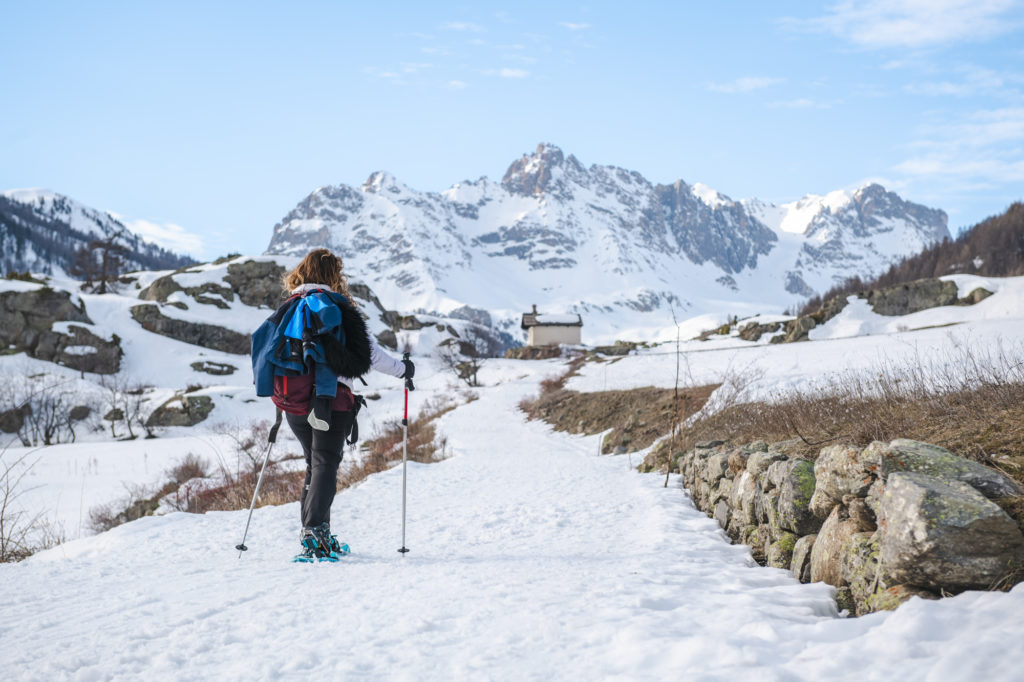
[[670, 342, 1024, 486], [90, 393, 476, 528], [341, 393, 471, 488]]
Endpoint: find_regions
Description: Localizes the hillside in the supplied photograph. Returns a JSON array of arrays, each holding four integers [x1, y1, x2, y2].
[[0, 189, 194, 278], [800, 202, 1024, 316]]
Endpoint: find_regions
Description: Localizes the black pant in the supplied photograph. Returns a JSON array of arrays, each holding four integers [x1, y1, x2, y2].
[[285, 410, 355, 529]]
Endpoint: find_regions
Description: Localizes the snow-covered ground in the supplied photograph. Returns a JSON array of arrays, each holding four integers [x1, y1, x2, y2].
[[3, 272, 1024, 678], [2, 360, 1023, 680]]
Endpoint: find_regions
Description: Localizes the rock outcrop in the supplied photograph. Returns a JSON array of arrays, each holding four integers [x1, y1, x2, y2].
[[673, 438, 1024, 616], [131, 304, 250, 355], [0, 287, 121, 373]]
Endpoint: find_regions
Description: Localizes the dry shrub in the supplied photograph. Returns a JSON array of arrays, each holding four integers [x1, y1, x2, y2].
[[341, 393, 469, 490], [678, 342, 1024, 484], [1, 447, 66, 561], [520, 355, 587, 417]]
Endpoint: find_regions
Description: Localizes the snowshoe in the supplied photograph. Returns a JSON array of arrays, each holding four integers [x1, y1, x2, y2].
[[297, 523, 350, 562]]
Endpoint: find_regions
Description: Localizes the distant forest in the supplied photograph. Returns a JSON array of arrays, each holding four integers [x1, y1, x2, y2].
[[0, 195, 195, 277], [800, 202, 1024, 316]]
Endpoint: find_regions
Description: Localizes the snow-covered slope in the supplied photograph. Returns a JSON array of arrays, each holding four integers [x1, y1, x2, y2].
[[265, 143, 949, 343], [2, 357, 1023, 680], [0, 188, 193, 276]]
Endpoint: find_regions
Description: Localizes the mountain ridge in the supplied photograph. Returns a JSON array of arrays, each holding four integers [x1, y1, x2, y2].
[[266, 143, 950, 342]]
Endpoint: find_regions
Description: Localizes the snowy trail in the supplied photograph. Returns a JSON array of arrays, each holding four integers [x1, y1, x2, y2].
[[2, 373, 1023, 680]]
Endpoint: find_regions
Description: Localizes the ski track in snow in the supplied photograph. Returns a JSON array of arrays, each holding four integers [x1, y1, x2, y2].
[[2, 374, 1023, 680]]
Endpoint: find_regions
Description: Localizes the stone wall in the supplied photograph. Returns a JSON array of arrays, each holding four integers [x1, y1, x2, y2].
[[675, 438, 1024, 615]]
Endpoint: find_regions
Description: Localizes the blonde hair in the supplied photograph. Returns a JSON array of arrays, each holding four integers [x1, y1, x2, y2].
[[282, 248, 354, 302]]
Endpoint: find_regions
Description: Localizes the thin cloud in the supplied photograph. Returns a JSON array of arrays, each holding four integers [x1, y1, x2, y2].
[[767, 98, 831, 109], [500, 68, 529, 78], [559, 22, 590, 31], [446, 80, 468, 89], [112, 215, 204, 257], [895, 107, 1024, 185], [788, 0, 1021, 49], [904, 65, 1016, 98], [708, 76, 785, 94], [441, 21, 486, 32]]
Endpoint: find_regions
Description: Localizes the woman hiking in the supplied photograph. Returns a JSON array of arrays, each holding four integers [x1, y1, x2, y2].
[[251, 248, 413, 562]]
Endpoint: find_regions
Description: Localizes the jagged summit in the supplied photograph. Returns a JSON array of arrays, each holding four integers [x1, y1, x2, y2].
[[264, 144, 949, 341]]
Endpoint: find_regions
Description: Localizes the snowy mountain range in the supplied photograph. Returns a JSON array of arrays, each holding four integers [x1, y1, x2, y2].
[[0, 189, 193, 276], [266, 143, 949, 342]]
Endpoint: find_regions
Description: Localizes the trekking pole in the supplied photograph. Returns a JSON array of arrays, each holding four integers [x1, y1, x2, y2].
[[236, 408, 283, 558], [399, 352, 413, 554]]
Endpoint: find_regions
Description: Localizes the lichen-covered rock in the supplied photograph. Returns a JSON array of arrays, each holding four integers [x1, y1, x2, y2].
[[865, 278, 959, 316], [730, 471, 758, 526], [834, 587, 857, 615], [131, 304, 250, 355], [810, 505, 863, 587], [864, 584, 939, 613], [878, 472, 1024, 591], [844, 496, 876, 531], [714, 500, 730, 530], [746, 525, 770, 565], [809, 489, 839, 520], [865, 479, 886, 516], [815, 443, 873, 502], [707, 452, 731, 481], [747, 450, 787, 479], [146, 395, 215, 427], [776, 459, 822, 535], [840, 532, 880, 614], [767, 532, 798, 569], [728, 449, 751, 475], [791, 534, 816, 583], [710, 478, 733, 508], [862, 439, 1022, 499]]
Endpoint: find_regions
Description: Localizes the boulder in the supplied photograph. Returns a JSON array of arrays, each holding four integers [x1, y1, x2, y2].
[[865, 278, 959, 316], [131, 305, 250, 355], [714, 500, 730, 530], [146, 395, 215, 427], [710, 478, 733, 508], [961, 287, 993, 305], [878, 472, 1024, 592], [767, 532, 798, 570], [810, 505, 863, 587], [224, 259, 287, 308], [815, 443, 873, 501], [747, 450, 787, 479], [730, 471, 758, 526], [776, 459, 822, 535], [791, 535, 816, 583], [190, 360, 237, 376], [840, 532, 880, 614], [0, 288, 122, 373], [809, 489, 839, 520], [863, 439, 1023, 499], [706, 452, 731, 481]]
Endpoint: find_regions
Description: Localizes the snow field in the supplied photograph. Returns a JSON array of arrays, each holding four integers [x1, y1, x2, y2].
[[3, 365, 1023, 680]]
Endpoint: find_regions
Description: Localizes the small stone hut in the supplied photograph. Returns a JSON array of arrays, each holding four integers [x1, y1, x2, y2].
[[521, 305, 582, 346]]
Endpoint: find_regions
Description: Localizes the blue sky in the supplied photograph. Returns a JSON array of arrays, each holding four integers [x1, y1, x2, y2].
[[3, 1, 1024, 259]]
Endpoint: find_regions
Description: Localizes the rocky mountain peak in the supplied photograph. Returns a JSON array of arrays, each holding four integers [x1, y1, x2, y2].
[[362, 171, 407, 196], [501, 142, 585, 196]]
